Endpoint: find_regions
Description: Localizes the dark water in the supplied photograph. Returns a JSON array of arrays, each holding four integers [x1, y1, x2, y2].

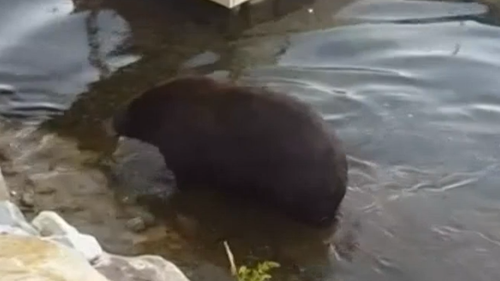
[[2, 0, 500, 280]]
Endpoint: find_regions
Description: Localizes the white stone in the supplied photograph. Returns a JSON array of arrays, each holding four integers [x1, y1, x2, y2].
[[0, 234, 110, 281], [94, 253, 191, 281], [32, 210, 103, 262], [44, 233, 103, 263], [0, 200, 39, 235], [31, 210, 79, 236]]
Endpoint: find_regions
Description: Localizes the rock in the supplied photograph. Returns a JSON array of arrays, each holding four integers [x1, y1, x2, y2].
[[0, 203, 191, 281], [190, 263, 235, 281], [0, 224, 32, 236], [32, 211, 103, 262], [0, 234, 110, 281], [94, 253, 191, 281], [0, 167, 9, 201], [126, 217, 148, 233], [125, 211, 156, 233], [45, 233, 103, 263], [31, 210, 79, 236], [20, 190, 35, 208], [0, 200, 39, 235], [1, 163, 18, 177], [111, 137, 176, 201], [181, 51, 220, 69], [129, 225, 172, 246], [36, 184, 56, 194], [0, 183, 190, 281]]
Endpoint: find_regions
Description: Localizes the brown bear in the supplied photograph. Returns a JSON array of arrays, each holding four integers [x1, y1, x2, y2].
[[109, 75, 348, 228]]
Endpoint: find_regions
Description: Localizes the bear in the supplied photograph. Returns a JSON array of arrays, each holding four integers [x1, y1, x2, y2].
[[108, 75, 348, 228]]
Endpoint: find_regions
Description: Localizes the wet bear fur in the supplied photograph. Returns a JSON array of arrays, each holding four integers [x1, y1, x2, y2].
[[111, 76, 348, 228]]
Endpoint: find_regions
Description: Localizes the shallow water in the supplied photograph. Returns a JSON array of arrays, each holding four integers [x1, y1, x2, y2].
[[1, 0, 500, 280]]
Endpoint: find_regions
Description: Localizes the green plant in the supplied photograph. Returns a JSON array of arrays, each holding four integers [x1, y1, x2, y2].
[[236, 260, 280, 281], [223, 241, 280, 281]]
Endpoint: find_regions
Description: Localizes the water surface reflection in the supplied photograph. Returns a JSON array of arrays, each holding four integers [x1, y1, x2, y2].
[[223, 10, 500, 279], [0, 0, 138, 121], [1, 0, 500, 281]]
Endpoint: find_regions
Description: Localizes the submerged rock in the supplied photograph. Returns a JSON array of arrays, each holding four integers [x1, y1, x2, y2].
[[126, 216, 148, 233], [95, 253, 191, 281], [20, 190, 35, 208], [111, 137, 177, 201]]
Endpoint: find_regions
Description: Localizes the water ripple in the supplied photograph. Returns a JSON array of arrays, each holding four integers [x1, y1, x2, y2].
[[0, 0, 139, 123]]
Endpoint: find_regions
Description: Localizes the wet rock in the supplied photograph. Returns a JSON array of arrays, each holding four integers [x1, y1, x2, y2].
[[0, 166, 9, 200], [36, 184, 56, 194], [141, 212, 156, 225], [111, 137, 176, 201], [125, 211, 157, 233], [20, 190, 35, 208], [126, 216, 148, 233], [94, 253, 190, 281], [181, 51, 220, 69], [191, 263, 235, 281], [0, 234, 110, 281], [129, 224, 171, 246], [57, 204, 86, 213], [0, 163, 18, 176]]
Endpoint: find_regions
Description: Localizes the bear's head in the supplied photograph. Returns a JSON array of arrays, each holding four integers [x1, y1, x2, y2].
[[105, 76, 223, 145], [105, 89, 166, 146]]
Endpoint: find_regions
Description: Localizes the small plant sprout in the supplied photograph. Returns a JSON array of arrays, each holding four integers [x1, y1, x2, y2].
[[223, 241, 280, 281]]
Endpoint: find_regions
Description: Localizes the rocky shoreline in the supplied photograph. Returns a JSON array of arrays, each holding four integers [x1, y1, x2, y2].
[[0, 167, 190, 281]]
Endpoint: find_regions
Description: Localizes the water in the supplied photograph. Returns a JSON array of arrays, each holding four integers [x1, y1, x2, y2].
[[1, 0, 500, 280]]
